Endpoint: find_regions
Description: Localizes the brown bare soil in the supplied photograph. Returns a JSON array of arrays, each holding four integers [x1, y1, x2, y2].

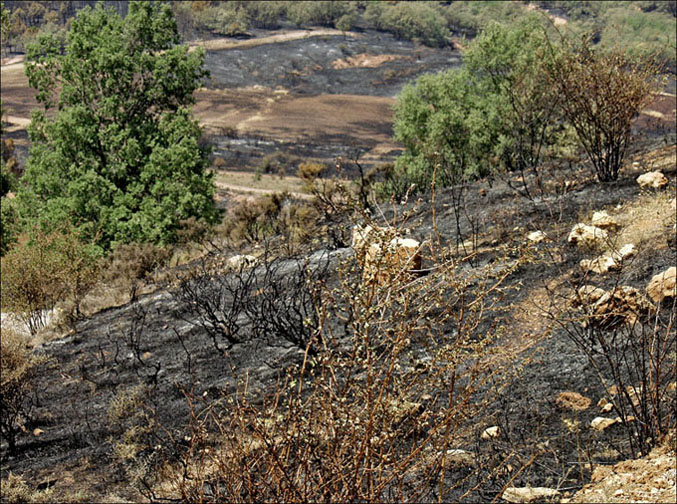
[[331, 53, 409, 69]]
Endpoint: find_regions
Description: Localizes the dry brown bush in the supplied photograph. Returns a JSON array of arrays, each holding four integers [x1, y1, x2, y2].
[[0, 328, 47, 454], [217, 193, 320, 253], [0, 227, 100, 334], [545, 33, 662, 182], [150, 207, 531, 502]]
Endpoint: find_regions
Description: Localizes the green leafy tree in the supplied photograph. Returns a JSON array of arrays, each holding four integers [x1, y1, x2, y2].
[[17, 1, 219, 250], [0, 1, 10, 54], [386, 18, 564, 199], [463, 18, 561, 196]]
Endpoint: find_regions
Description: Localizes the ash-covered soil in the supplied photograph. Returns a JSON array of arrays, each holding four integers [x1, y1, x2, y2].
[[2, 144, 674, 501], [203, 28, 460, 97]]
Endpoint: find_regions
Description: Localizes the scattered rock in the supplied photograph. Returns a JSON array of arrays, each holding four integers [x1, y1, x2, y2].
[[351, 224, 378, 262], [646, 266, 676, 303], [571, 439, 676, 503], [502, 486, 560, 503], [568, 223, 609, 248], [227, 254, 258, 271], [591, 417, 619, 431], [611, 243, 637, 261], [444, 449, 476, 467], [637, 171, 668, 189], [597, 397, 614, 413], [580, 244, 637, 275], [574, 285, 607, 306], [33, 428, 44, 436], [527, 230, 547, 243], [556, 391, 591, 411], [591, 210, 619, 231], [481, 425, 501, 440]]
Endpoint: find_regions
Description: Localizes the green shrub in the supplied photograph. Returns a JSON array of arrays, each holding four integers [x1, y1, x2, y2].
[[366, 1, 450, 47], [198, 5, 250, 36], [287, 1, 356, 29], [0, 195, 19, 255]]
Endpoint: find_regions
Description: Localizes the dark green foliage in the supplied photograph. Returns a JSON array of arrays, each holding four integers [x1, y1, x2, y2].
[[17, 1, 219, 251], [365, 1, 450, 47], [287, 1, 357, 29], [0, 195, 18, 255], [385, 17, 559, 197]]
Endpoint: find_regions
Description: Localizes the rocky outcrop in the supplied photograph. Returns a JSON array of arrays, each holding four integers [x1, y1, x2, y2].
[[227, 254, 258, 270], [568, 224, 609, 248], [351, 224, 379, 264], [556, 391, 591, 411], [580, 255, 620, 275], [646, 266, 676, 303], [444, 449, 476, 467], [572, 285, 654, 329], [527, 230, 547, 243], [570, 441, 676, 503], [636, 171, 668, 189], [481, 425, 500, 440], [590, 417, 619, 431]]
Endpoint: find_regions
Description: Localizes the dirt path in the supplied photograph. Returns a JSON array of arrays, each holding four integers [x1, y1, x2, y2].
[[214, 179, 312, 200]]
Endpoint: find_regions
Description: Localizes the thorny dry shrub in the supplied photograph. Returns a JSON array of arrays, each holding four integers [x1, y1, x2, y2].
[[152, 216, 534, 502], [546, 282, 676, 458], [0, 328, 47, 455], [217, 193, 320, 253], [86, 241, 171, 309]]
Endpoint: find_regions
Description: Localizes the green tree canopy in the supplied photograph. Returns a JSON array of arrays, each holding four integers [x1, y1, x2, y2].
[[386, 17, 558, 197], [17, 1, 219, 251]]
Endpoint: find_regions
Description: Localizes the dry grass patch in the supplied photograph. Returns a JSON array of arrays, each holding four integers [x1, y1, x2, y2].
[[214, 170, 307, 195], [615, 191, 676, 251]]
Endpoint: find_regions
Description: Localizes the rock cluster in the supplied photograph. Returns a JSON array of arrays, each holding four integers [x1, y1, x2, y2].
[[352, 224, 423, 285], [572, 285, 654, 329], [227, 254, 258, 271], [502, 486, 560, 503], [580, 244, 637, 274]]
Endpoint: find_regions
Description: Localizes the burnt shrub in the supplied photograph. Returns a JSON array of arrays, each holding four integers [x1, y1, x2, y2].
[[246, 254, 330, 352], [174, 261, 258, 354]]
